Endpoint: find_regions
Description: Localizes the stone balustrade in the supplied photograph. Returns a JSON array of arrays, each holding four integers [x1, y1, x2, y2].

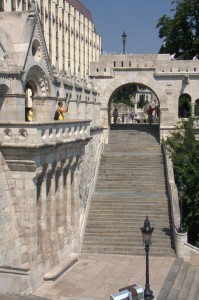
[[0, 120, 91, 147]]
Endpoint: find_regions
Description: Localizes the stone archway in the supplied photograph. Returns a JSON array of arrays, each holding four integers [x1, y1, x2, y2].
[[25, 65, 49, 97], [99, 73, 167, 140], [107, 82, 160, 126], [24, 65, 50, 121]]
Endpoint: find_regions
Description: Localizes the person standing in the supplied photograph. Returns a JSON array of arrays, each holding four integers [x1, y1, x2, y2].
[[147, 106, 155, 125], [27, 107, 33, 122], [193, 54, 198, 60], [56, 101, 68, 120], [113, 108, 118, 126], [170, 53, 176, 60]]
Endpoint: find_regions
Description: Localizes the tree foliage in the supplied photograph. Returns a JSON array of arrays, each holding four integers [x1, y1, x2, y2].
[[164, 117, 199, 245], [112, 86, 136, 107], [137, 94, 148, 109], [157, 0, 199, 59]]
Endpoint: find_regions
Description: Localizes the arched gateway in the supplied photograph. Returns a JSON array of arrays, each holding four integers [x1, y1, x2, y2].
[[90, 54, 199, 142]]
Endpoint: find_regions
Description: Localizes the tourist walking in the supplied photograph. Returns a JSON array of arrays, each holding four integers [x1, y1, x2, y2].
[[147, 105, 155, 125], [113, 108, 118, 126]]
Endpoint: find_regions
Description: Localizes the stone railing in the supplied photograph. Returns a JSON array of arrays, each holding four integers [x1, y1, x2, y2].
[[163, 144, 199, 262], [184, 243, 199, 266], [0, 120, 91, 147], [154, 61, 199, 75]]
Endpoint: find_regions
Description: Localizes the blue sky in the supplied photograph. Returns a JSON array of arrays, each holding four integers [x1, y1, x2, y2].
[[80, 0, 174, 54]]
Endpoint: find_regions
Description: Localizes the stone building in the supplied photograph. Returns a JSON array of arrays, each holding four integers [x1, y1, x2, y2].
[[1, 0, 101, 78], [1, 0, 199, 296], [0, 0, 104, 294]]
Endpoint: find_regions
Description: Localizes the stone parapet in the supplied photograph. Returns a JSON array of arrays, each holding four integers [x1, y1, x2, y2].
[[0, 120, 91, 148], [163, 144, 199, 261]]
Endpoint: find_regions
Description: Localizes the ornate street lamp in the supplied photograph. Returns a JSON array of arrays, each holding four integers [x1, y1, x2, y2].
[[140, 216, 154, 300], [177, 179, 186, 233], [122, 31, 127, 54]]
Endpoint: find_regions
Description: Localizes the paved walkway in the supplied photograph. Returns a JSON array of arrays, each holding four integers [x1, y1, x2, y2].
[[33, 254, 175, 300]]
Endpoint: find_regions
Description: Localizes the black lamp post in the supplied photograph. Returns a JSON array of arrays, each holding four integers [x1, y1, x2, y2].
[[177, 179, 186, 233], [122, 31, 127, 54], [140, 216, 154, 300]]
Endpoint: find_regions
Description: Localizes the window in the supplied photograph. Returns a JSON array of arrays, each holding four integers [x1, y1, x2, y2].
[[178, 94, 191, 118]]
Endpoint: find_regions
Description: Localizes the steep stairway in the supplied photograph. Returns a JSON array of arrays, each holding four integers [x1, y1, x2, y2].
[[157, 258, 199, 300], [82, 124, 175, 257]]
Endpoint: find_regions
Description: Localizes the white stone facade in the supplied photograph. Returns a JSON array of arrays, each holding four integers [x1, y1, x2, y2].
[[89, 54, 199, 141], [2, 0, 101, 78], [1, 1, 199, 295], [0, 4, 104, 294]]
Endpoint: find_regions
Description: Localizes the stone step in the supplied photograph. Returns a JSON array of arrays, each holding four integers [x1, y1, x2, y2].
[[95, 186, 166, 192], [157, 259, 199, 300], [89, 205, 169, 210], [97, 177, 165, 182], [82, 126, 174, 257], [81, 246, 175, 257], [95, 188, 167, 193], [99, 162, 164, 165], [92, 192, 168, 200], [84, 231, 173, 239]]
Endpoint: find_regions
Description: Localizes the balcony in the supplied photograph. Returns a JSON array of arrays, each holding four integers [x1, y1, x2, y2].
[[0, 120, 91, 148]]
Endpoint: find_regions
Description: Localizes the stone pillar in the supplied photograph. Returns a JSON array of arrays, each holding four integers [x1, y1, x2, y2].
[[191, 103, 195, 116], [39, 174, 50, 272], [68, 93, 77, 119], [56, 168, 65, 252], [77, 100, 87, 120], [72, 167, 81, 251], [48, 171, 58, 266], [86, 102, 94, 124], [30, 175, 40, 291], [66, 169, 72, 246]]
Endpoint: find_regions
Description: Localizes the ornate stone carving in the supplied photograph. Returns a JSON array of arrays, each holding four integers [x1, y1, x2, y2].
[[25, 65, 49, 96]]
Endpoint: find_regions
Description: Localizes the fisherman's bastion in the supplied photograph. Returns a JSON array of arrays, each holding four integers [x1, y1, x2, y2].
[[0, 0, 199, 299]]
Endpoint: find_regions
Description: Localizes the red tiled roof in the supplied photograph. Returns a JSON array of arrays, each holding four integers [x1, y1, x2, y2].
[[66, 0, 93, 22]]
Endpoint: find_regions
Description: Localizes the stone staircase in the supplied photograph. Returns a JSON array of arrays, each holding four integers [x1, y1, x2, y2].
[[81, 124, 175, 257], [157, 258, 199, 300]]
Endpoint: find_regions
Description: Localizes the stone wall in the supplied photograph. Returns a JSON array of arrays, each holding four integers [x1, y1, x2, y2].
[[0, 121, 104, 293]]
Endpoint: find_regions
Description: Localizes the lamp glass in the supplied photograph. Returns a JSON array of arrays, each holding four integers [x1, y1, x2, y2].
[[142, 231, 152, 245]]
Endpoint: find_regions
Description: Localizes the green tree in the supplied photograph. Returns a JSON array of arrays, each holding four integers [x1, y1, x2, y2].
[[137, 94, 148, 109], [165, 117, 199, 245], [112, 86, 135, 107], [157, 0, 199, 59]]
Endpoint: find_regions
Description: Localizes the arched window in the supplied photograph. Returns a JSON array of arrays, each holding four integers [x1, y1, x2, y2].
[[178, 94, 191, 118], [195, 99, 199, 116]]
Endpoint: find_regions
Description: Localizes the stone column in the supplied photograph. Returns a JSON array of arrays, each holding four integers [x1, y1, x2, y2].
[[48, 171, 58, 266], [77, 100, 87, 120], [37, 176, 43, 270], [72, 167, 81, 251], [56, 168, 65, 252], [86, 102, 94, 124], [191, 103, 195, 116], [66, 169, 72, 246], [39, 174, 50, 272]]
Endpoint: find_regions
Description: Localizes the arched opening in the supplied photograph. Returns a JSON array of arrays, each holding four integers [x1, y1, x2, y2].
[[194, 99, 199, 116], [25, 80, 37, 121], [178, 94, 191, 118], [108, 83, 160, 125]]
